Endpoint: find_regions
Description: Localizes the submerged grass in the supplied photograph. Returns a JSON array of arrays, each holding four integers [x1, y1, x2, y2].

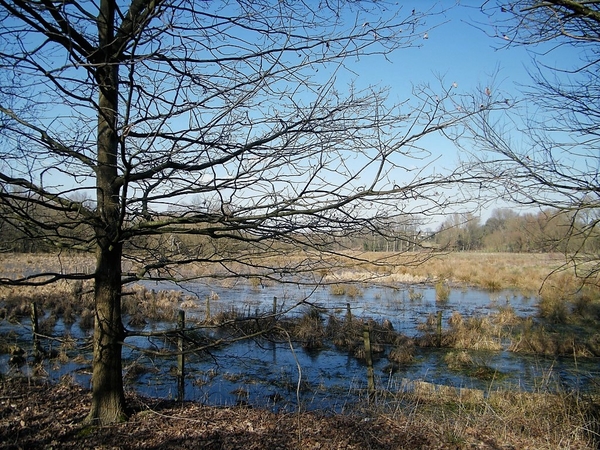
[[443, 350, 506, 381], [0, 279, 94, 326], [1, 252, 599, 361]]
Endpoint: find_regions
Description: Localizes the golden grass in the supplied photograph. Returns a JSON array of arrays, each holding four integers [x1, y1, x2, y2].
[[416, 310, 506, 351], [291, 307, 326, 349], [263, 250, 596, 303], [343, 365, 600, 448], [0, 278, 94, 325], [329, 283, 362, 298], [0, 250, 585, 295], [434, 280, 451, 302], [508, 317, 596, 357], [375, 385, 599, 449], [379, 251, 572, 293]]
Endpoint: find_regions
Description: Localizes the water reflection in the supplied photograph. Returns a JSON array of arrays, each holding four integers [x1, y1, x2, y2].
[[1, 281, 598, 412]]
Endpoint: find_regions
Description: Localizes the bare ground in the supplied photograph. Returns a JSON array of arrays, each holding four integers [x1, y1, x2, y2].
[[0, 377, 596, 449]]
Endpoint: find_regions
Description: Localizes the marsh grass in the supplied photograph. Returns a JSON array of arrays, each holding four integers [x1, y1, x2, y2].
[[509, 319, 592, 356], [329, 284, 346, 296], [538, 285, 570, 324], [407, 287, 424, 302], [450, 314, 503, 351], [443, 350, 504, 381], [328, 314, 357, 351], [572, 290, 600, 322], [481, 277, 503, 292], [2, 262, 596, 361], [329, 283, 362, 298], [248, 276, 262, 289], [292, 306, 326, 349], [326, 313, 397, 361], [2, 252, 599, 448], [434, 280, 451, 302], [123, 284, 199, 323], [357, 376, 599, 449], [416, 309, 519, 353], [485, 389, 597, 447], [0, 279, 94, 331], [374, 251, 575, 295], [0, 251, 592, 297], [387, 335, 415, 365]]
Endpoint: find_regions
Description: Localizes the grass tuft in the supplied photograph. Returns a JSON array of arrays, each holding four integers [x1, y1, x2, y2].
[[435, 280, 450, 302]]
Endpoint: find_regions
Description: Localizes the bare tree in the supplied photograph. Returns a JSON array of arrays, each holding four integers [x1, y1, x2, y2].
[[464, 1, 600, 280], [0, 1, 489, 424]]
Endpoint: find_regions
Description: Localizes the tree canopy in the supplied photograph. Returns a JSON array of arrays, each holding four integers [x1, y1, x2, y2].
[[0, 0, 493, 424]]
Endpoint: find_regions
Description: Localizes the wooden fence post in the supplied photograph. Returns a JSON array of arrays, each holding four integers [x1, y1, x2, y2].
[[363, 323, 375, 398], [437, 310, 443, 347], [177, 309, 185, 402], [273, 296, 277, 315], [30, 302, 43, 359]]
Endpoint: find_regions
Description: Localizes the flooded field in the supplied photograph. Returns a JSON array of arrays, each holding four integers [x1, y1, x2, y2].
[[155, 279, 539, 335], [2, 278, 599, 412]]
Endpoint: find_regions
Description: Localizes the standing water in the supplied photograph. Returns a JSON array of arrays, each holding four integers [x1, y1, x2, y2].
[[1, 280, 598, 412]]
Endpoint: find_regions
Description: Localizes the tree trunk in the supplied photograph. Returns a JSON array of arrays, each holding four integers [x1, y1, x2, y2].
[[86, 244, 127, 424], [85, 0, 127, 425]]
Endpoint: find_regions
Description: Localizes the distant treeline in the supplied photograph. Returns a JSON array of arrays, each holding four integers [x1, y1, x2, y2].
[[432, 208, 600, 253], [1, 199, 597, 255]]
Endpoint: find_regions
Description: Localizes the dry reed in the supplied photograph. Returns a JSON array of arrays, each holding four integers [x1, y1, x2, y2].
[[372, 385, 599, 448]]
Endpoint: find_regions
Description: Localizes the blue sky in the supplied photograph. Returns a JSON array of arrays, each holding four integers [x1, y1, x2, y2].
[[341, 2, 532, 222], [358, 2, 540, 102], [340, 1, 582, 224]]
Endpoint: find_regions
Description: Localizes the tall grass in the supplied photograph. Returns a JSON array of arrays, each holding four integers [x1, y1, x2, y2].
[[434, 281, 450, 302], [360, 374, 599, 449], [1, 251, 595, 299], [0, 279, 94, 325], [329, 283, 362, 298], [292, 307, 326, 349], [373, 252, 574, 295]]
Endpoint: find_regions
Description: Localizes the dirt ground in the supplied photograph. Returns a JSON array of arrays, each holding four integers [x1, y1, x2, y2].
[[0, 377, 595, 449]]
